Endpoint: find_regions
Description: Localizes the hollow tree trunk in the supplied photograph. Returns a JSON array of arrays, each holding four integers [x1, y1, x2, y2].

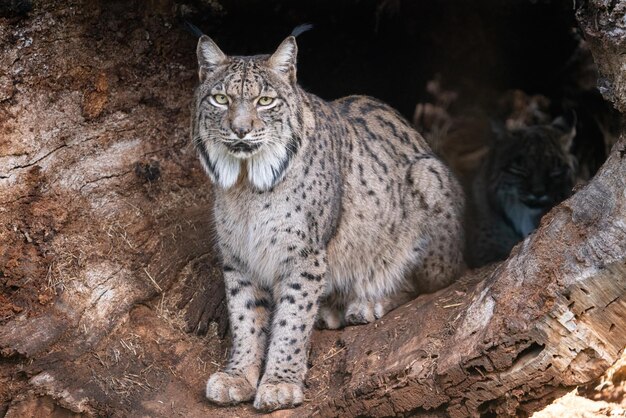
[[1, 1, 625, 417]]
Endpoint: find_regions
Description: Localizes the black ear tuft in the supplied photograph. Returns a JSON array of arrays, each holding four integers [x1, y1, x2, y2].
[[291, 23, 313, 38], [184, 21, 204, 38]]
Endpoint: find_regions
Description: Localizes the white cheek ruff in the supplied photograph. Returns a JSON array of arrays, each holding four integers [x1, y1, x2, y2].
[[498, 188, 542, 237], [247, 142, 288, 190], [247, 135, 300, 191], [195, 129, 300, 191], [197, 139, 241, 189]]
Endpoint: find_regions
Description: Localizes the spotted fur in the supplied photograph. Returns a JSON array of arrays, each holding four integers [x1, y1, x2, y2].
[[192, 35, 465, 411], [467, 115, 577, 267]]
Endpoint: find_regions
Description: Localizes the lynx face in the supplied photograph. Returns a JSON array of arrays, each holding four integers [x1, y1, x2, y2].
[[192, 36, 302, 190], [485, 117, 577, 237]]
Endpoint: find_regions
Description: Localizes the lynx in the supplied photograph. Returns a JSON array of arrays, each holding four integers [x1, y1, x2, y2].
[[192, 34, 464, 411], [467, 114, 577, 267]]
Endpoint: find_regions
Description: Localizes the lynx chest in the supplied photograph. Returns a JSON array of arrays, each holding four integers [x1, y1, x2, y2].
[[214, 187, 302, 287]]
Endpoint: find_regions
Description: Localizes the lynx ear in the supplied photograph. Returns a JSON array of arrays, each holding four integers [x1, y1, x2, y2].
[[197, 35, 227, 82], [552, 110, 577, 152], [269, 36, 297, 80]]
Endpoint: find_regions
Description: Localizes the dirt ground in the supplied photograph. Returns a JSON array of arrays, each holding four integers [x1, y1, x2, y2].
[[0, 1, 624, 417]]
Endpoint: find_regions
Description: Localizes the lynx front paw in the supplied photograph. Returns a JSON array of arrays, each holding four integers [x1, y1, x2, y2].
[[253, 382, 303, 411], [206, 372, 256, 405]]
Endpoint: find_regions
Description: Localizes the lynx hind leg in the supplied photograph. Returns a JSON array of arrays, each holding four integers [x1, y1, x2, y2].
[[344, 291, 415, 325], [409, 163, 465, 293], [344, 300, 376, 325], [414, 218, 465, 294], [376, 290, 416, 317]]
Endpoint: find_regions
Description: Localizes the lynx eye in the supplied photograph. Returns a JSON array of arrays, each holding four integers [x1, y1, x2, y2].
[[258, 96, 274, 106], [506, 166, 526, 176], [550, 167, 567, 178], [212, 94, 229, 105]]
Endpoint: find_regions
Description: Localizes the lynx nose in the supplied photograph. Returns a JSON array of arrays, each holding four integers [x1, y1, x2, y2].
[[525, 193, 550, 208], [232, 126, 251, 139]]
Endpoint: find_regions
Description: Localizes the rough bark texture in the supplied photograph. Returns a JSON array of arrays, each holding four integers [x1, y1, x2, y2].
[[1, 1, 625, 417], [576, 0, 626, 113]]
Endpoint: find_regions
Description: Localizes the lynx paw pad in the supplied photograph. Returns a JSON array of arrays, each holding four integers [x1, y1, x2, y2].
[[253, 382, 303, 411], [206, 372, 256, 405]]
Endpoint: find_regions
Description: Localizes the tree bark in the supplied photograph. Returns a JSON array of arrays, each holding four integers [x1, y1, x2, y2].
[[1, 1, 625, 417]]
